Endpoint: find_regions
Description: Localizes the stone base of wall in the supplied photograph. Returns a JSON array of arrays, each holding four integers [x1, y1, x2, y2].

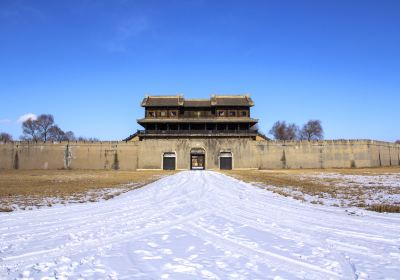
[[0, 139, 399, 170]]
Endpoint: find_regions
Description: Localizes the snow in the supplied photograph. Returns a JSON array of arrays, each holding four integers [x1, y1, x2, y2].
[[252, 172, 400, 208], [307, 173, 400, 186], [1, 171, 400, 279], [4, 182, 145, 212], [298, 173, 400, 207]]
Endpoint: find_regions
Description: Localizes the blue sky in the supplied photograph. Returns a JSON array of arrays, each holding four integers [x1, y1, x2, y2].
[[1, 0, 399, 141]]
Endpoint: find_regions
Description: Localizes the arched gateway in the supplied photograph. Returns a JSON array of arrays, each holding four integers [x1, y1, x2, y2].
[[128, 94, 265, 170], [190, 148, 206, 170]]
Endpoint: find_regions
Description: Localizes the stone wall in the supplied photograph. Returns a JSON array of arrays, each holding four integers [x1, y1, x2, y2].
[[0, 142, 139, 170], [0, 139, 399, 170]]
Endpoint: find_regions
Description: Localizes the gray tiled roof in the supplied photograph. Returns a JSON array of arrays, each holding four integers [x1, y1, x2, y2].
[[211, 96, 254, 106], [183, 100, 211, 107], [141, 95, 253, 107], [141, 95, 183, 107]]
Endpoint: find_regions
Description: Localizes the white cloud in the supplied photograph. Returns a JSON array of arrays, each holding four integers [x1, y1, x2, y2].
[[0, 119, 12, 124], [18, 113, 37, 123]]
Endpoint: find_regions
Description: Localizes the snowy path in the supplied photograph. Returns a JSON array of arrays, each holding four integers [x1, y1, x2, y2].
[[1, 171, 400, 279]]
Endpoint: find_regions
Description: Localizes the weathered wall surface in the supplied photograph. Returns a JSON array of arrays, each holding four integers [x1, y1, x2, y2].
[[136, 139, 400, 170], [136, 139, 258, 170], [0, 139, 399, 170], [0, 142, 139, 170]]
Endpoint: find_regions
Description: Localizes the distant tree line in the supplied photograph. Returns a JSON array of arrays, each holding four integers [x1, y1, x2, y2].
[[0, 132, 13, 142], [269, 120, 324, 141], [20, 114, 99, 141], [0, 114, 99, 142]]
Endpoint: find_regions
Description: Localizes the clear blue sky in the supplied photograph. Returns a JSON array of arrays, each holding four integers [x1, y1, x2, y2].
[[1, 0, 399, 141]]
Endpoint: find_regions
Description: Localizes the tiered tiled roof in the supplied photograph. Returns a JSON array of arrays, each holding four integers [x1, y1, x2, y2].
[[141, 95, 254, 107]]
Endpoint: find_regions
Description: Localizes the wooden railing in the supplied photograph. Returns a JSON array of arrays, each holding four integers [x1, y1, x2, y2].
[[137, 130, 258, 136]]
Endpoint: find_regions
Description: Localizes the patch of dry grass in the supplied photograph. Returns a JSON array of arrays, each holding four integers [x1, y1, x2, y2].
[[367, 204, 400, 213], [223, 167, 400, 213], [0, 170, 175, 211], [252, 166, 400, 176], [223, 169, 336, 195]]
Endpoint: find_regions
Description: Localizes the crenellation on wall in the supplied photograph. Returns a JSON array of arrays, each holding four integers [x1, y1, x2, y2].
[[0, 140, 399, 170]]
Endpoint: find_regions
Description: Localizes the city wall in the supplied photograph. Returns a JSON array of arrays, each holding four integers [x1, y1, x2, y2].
[[0, 139, 399, 170]]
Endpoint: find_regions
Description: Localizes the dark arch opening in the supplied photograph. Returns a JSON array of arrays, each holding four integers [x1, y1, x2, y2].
[[219, 152, 232, 170], [163, 152, 176, 170], [190, 148, 205, 170]]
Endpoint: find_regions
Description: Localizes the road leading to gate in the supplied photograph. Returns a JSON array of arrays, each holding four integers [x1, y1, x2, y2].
[[1, 171, 399, 279]]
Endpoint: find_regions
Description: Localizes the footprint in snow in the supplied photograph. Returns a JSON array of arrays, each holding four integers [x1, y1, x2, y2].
[[161, 234, 169, 241], [147, 242, 159, 248], [134, 250, 152, 256], [31, 262, 56, 273], [201, 269, 220, 279], [161, 248, 173, 255], [215, 261, 227, 269], [188, 254, 199, 260], [186, 245, 195, 252]]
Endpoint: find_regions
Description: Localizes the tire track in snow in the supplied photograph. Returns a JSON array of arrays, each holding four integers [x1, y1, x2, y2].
[[1, 209, 209, 265], [183, 221, 342, 279], [1, 171, 400, 279]]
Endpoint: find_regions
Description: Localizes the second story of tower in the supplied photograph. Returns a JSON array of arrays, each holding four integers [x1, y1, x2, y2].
[[140, 94, 255, 120]]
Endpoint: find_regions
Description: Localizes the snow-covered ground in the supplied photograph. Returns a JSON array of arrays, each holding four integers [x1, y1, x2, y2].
[[4, 184, 141, 212], [298, 173, 400, 207], [1, 171, 399, 279]]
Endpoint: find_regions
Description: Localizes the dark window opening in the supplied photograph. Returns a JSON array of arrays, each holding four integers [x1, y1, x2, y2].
[[228, 110, 236, 117], [218, 110, 226, 117]]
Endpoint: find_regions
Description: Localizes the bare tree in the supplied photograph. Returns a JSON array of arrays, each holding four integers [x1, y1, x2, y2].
[[88, 137, 100, 142], [300, 120, 324, 141], [48, 125, 66, 141], [286, 123, 299, 140], [36, 114, 54, 141], [20, 113, 88, 142], [77, 136, 100, 142], [269, 121, 285, 140], [22, 118, 40, 141], [269, 121, 299, 140], [0, 132, 13, 142], [396, 140, 400, 144], [47, 127, 78, 142], [64, 131, 76, 141]]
